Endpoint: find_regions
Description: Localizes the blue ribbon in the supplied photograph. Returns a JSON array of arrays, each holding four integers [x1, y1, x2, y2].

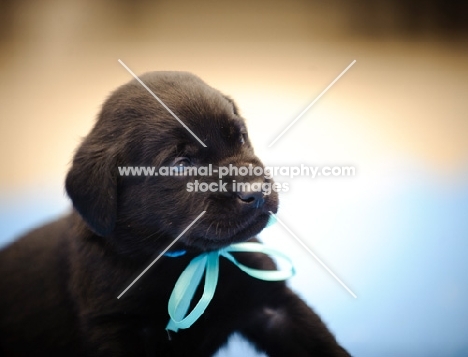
[[165, 242, 295, 333]]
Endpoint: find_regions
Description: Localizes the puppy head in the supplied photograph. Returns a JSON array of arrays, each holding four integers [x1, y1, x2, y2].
[[66, 72, 278, 255]]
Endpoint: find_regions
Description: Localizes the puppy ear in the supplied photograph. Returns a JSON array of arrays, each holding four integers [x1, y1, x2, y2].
[[65, 140, 118, 237]]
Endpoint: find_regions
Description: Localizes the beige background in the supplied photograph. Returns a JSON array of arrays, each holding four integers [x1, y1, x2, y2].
[[1, 0, 467, 189]]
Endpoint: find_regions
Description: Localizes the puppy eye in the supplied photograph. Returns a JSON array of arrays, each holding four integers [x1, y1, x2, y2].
[[240, 133, 247, 145], [172, 157, 192, 172]]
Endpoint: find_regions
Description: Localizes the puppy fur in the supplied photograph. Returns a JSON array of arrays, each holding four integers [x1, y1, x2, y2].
[[0, 72, 351, 356]]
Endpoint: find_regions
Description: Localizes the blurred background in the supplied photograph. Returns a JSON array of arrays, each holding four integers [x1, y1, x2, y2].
[[1, 0, 467, 356]]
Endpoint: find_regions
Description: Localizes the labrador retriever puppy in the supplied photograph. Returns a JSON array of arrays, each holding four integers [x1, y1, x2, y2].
[[0, 72, 350, 356]]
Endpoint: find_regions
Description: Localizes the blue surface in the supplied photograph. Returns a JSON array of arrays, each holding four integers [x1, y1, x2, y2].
[[1, 172, 468, 356]]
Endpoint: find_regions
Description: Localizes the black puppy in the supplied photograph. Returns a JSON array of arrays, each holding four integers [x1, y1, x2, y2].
[[0, 72, 350, 356]]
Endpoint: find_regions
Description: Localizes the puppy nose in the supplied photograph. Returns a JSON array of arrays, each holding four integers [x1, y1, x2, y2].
[[237, 189, 265, 208]]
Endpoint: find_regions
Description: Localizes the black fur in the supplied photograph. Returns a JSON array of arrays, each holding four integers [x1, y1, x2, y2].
[[0, 72, 350, 356]]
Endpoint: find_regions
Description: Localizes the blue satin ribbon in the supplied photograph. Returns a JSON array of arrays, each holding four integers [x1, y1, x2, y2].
[[165, 242, 295, 333]]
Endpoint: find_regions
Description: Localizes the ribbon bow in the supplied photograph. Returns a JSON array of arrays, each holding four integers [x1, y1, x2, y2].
[[165, 242, 295, 333]]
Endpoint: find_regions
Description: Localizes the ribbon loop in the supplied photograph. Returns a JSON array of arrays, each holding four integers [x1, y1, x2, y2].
[[166, 242, 295, 332], [221, 242, 295, 281]]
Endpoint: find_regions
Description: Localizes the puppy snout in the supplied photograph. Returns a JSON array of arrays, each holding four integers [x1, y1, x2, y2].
[[235, 175, 266, 208], [237, 188, 265, 208]]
